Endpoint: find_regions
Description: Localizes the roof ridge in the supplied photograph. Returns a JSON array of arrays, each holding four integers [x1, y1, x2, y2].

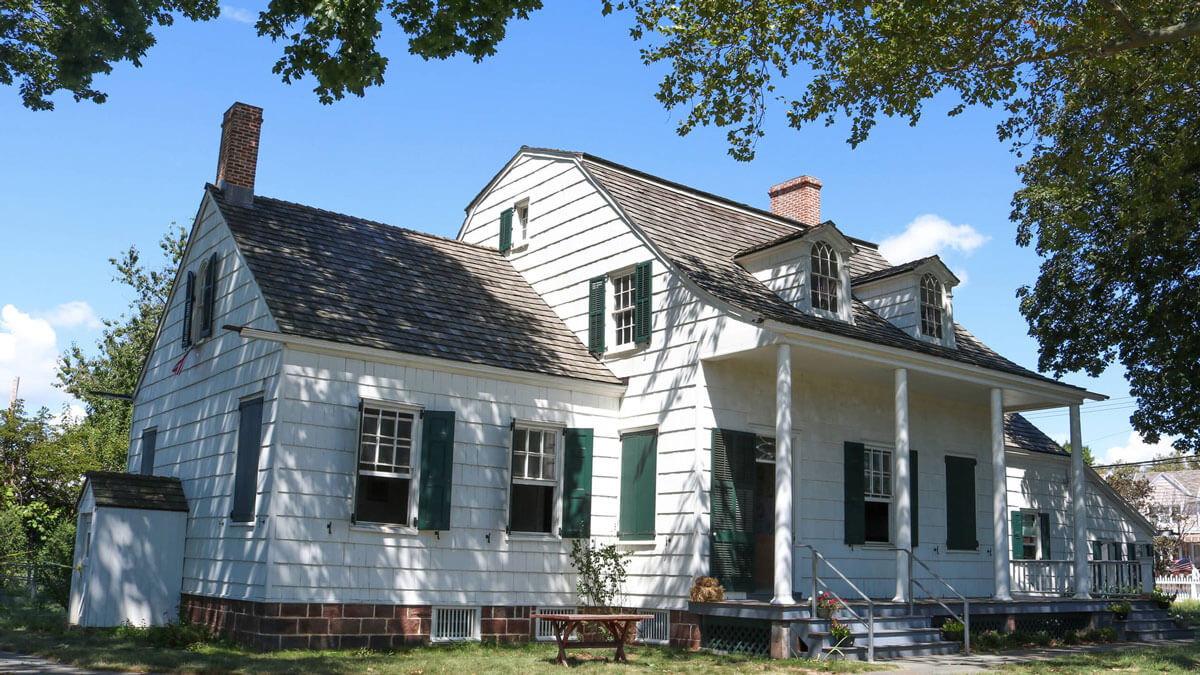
[[207, 184, 500, 255], [570, 152, 882, 250]]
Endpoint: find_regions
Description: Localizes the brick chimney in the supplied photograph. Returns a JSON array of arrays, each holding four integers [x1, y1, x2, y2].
[[768, 175, 822, 226], [215, 102, 263, 206]]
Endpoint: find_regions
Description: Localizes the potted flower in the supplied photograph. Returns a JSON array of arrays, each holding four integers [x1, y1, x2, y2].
[[1152, 587, 1176, 610], [815, 591, 841, 619], [1109, 601, 1131, 621], [940, 619, 965, 642], [829, 617, 853, 647]]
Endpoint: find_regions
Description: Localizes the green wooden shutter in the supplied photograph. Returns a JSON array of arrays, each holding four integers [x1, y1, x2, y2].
[[910, 450, 919, 548], [416, 411, 455, 530], [1092, 541, 1103, 560], [1011, 511, 1024, 559], [619, 430, 658, 540], [843, 442, 866, 545], [499, 208, 513, 252], [1110, 542, 1121, 560], [181, 271, 195, 348], [562, 428, 593, 538], [587, 276, 606, 353], [711, 429, 756, 592], [1039, 512, 1052, 560], [1126, 542, 1136, 560], [944, 456, 978, 550], [200, 253, 218, 338], [634, 261, 652, 343], [231, 397, 263, 522]]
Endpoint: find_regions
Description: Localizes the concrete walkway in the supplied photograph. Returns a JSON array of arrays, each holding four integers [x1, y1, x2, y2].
[[888, 638, 1196, 673], [0, 651, 122, 674]]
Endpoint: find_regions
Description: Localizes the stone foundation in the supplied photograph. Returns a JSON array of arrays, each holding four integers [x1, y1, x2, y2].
[[181, 594, 702, 651]]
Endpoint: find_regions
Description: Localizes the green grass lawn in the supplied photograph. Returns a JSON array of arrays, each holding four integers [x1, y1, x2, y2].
[[0, 596, 890, 674], [994, 642, 1200, 673]]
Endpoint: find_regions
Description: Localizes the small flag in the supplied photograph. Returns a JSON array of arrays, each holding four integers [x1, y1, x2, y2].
[[1170, 557, 1193, 575], [172, 347, 194, 375]]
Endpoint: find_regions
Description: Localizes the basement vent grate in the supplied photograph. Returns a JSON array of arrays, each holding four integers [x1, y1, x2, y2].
[[535, 606, 579, 641], [639, 609, 670, 644], [432, 606, 480, 642]]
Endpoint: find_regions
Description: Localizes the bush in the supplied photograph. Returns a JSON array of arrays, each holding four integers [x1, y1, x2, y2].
[[35, 517, 74, 608], [974, 629, 1003, 650], [1033, 630, 1052, 646], [1082, 628, 1104, 642], [1099, 626, 1118, 642], [1004, 630, 1032, 648], [1061, 630, 1080, 645]]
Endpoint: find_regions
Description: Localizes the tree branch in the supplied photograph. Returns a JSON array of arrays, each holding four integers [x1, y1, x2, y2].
[[974, 17, 1200, 72], [1095, 0, 1139, 38]]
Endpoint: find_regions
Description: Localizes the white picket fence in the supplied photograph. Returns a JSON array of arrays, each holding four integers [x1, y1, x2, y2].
[[1156, 570, 1200, 600]]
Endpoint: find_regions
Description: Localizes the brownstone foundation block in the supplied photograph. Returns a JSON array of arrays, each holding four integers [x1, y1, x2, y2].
[[669, 611, 702, 650]]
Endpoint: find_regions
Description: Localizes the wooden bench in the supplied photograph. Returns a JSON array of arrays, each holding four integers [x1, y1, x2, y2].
[[530, 613, 654, 666]]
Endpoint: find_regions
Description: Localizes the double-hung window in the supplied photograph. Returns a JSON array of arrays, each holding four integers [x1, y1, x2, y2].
[[510, 426, 559, 534], [356, 405, 418, 525], [612, 273, 637, 347], [863, 447, 892, 543]]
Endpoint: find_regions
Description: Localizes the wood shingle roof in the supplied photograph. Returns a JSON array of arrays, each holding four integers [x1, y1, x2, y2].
[[83, 471, 189, 512], [210, 186, 620, 386]]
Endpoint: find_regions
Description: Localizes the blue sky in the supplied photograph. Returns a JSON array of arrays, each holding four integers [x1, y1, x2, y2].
[[0, 4, 1164, 463]]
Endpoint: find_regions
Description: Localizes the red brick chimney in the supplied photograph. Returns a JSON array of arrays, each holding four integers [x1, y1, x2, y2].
[[215, 102, 263, 206], [768, 175, 822, 226]]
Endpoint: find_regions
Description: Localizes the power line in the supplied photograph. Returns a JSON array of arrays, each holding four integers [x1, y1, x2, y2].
[[1091, 455, 1194, 471]]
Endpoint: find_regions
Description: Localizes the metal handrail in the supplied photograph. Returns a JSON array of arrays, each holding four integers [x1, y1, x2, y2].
[[802, 544, 875, 662], [892, 548, 971, 655]]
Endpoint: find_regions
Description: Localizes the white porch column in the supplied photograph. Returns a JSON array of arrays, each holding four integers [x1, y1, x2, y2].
[[772, 343, 795, 605], [893, 368, 911, 602], [1070, 404, 1091, 598], [991, 388, 1013, 600]]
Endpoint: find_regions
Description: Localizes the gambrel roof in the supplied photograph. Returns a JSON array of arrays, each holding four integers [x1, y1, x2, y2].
[[209, 186, 620, 386], [563, 152, 1078, 390]]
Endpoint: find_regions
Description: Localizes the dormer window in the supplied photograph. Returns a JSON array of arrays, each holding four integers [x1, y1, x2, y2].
[[810, 241, 840, 313], [920, 274, 944, 339]]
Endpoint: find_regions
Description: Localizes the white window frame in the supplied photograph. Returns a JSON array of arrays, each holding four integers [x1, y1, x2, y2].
[[919, 274, 944, 339], [355, 400, 422, 528], [602, 264, 643, 356], [513, 198, 530, 249], [507, 420, 564, 537], [864, 446, 892, 544], [809, 241, 841, 316], [611, 271, 637, 347], [1018, 509, 1044, 561]]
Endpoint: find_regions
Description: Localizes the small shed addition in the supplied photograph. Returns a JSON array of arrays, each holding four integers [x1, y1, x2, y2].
[[68, 472, 189, 627]]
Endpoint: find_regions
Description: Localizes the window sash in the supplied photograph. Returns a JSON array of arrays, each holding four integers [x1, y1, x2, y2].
[[864, 448, 892, 499], [612, 273, 636, 345], [359, 407, 415, 474], [920, 275, 943, 338], [810, 242, 840, 312], [512, 427, 558, 481]]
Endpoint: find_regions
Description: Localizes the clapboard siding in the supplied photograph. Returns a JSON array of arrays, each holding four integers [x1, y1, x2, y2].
[[129, 195, 282, 601], [264, 345, 621, 606], [857, 276, 919, 336]]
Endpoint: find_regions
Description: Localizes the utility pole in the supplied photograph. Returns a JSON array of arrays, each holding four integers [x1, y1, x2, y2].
[[8, 376, 17, 410]]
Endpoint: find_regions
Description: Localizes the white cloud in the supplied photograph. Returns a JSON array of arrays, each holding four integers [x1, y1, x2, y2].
[[39, 300, 100, 329], [221, 5, 257, 23], [952, 267, 969, 289], [879, 214, 989, 264], [0, 304, 62, 409], [1100, 431, 1177, 466]]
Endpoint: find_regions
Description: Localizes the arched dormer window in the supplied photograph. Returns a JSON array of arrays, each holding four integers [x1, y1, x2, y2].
[[920, 274, 943, 339], [810, 241, 839, 313]]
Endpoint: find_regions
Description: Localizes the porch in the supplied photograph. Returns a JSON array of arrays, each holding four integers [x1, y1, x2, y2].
[[688, 595, 1191, 661]]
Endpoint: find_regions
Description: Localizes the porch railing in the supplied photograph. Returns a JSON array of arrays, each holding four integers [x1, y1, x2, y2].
[[1090, 560, 1144, 597], [894, 548, 970, 656], [802, 544, 875, 662], [1011, 560, 1074, 596]]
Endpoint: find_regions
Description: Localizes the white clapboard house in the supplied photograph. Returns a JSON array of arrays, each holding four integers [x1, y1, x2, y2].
[[70, 103, 1168, 656]]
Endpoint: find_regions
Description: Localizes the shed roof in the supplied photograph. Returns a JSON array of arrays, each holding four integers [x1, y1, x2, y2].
[[1004, 413, 1068, 457], [210, 186, 620, 386], [83, 472, 189, 512]]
